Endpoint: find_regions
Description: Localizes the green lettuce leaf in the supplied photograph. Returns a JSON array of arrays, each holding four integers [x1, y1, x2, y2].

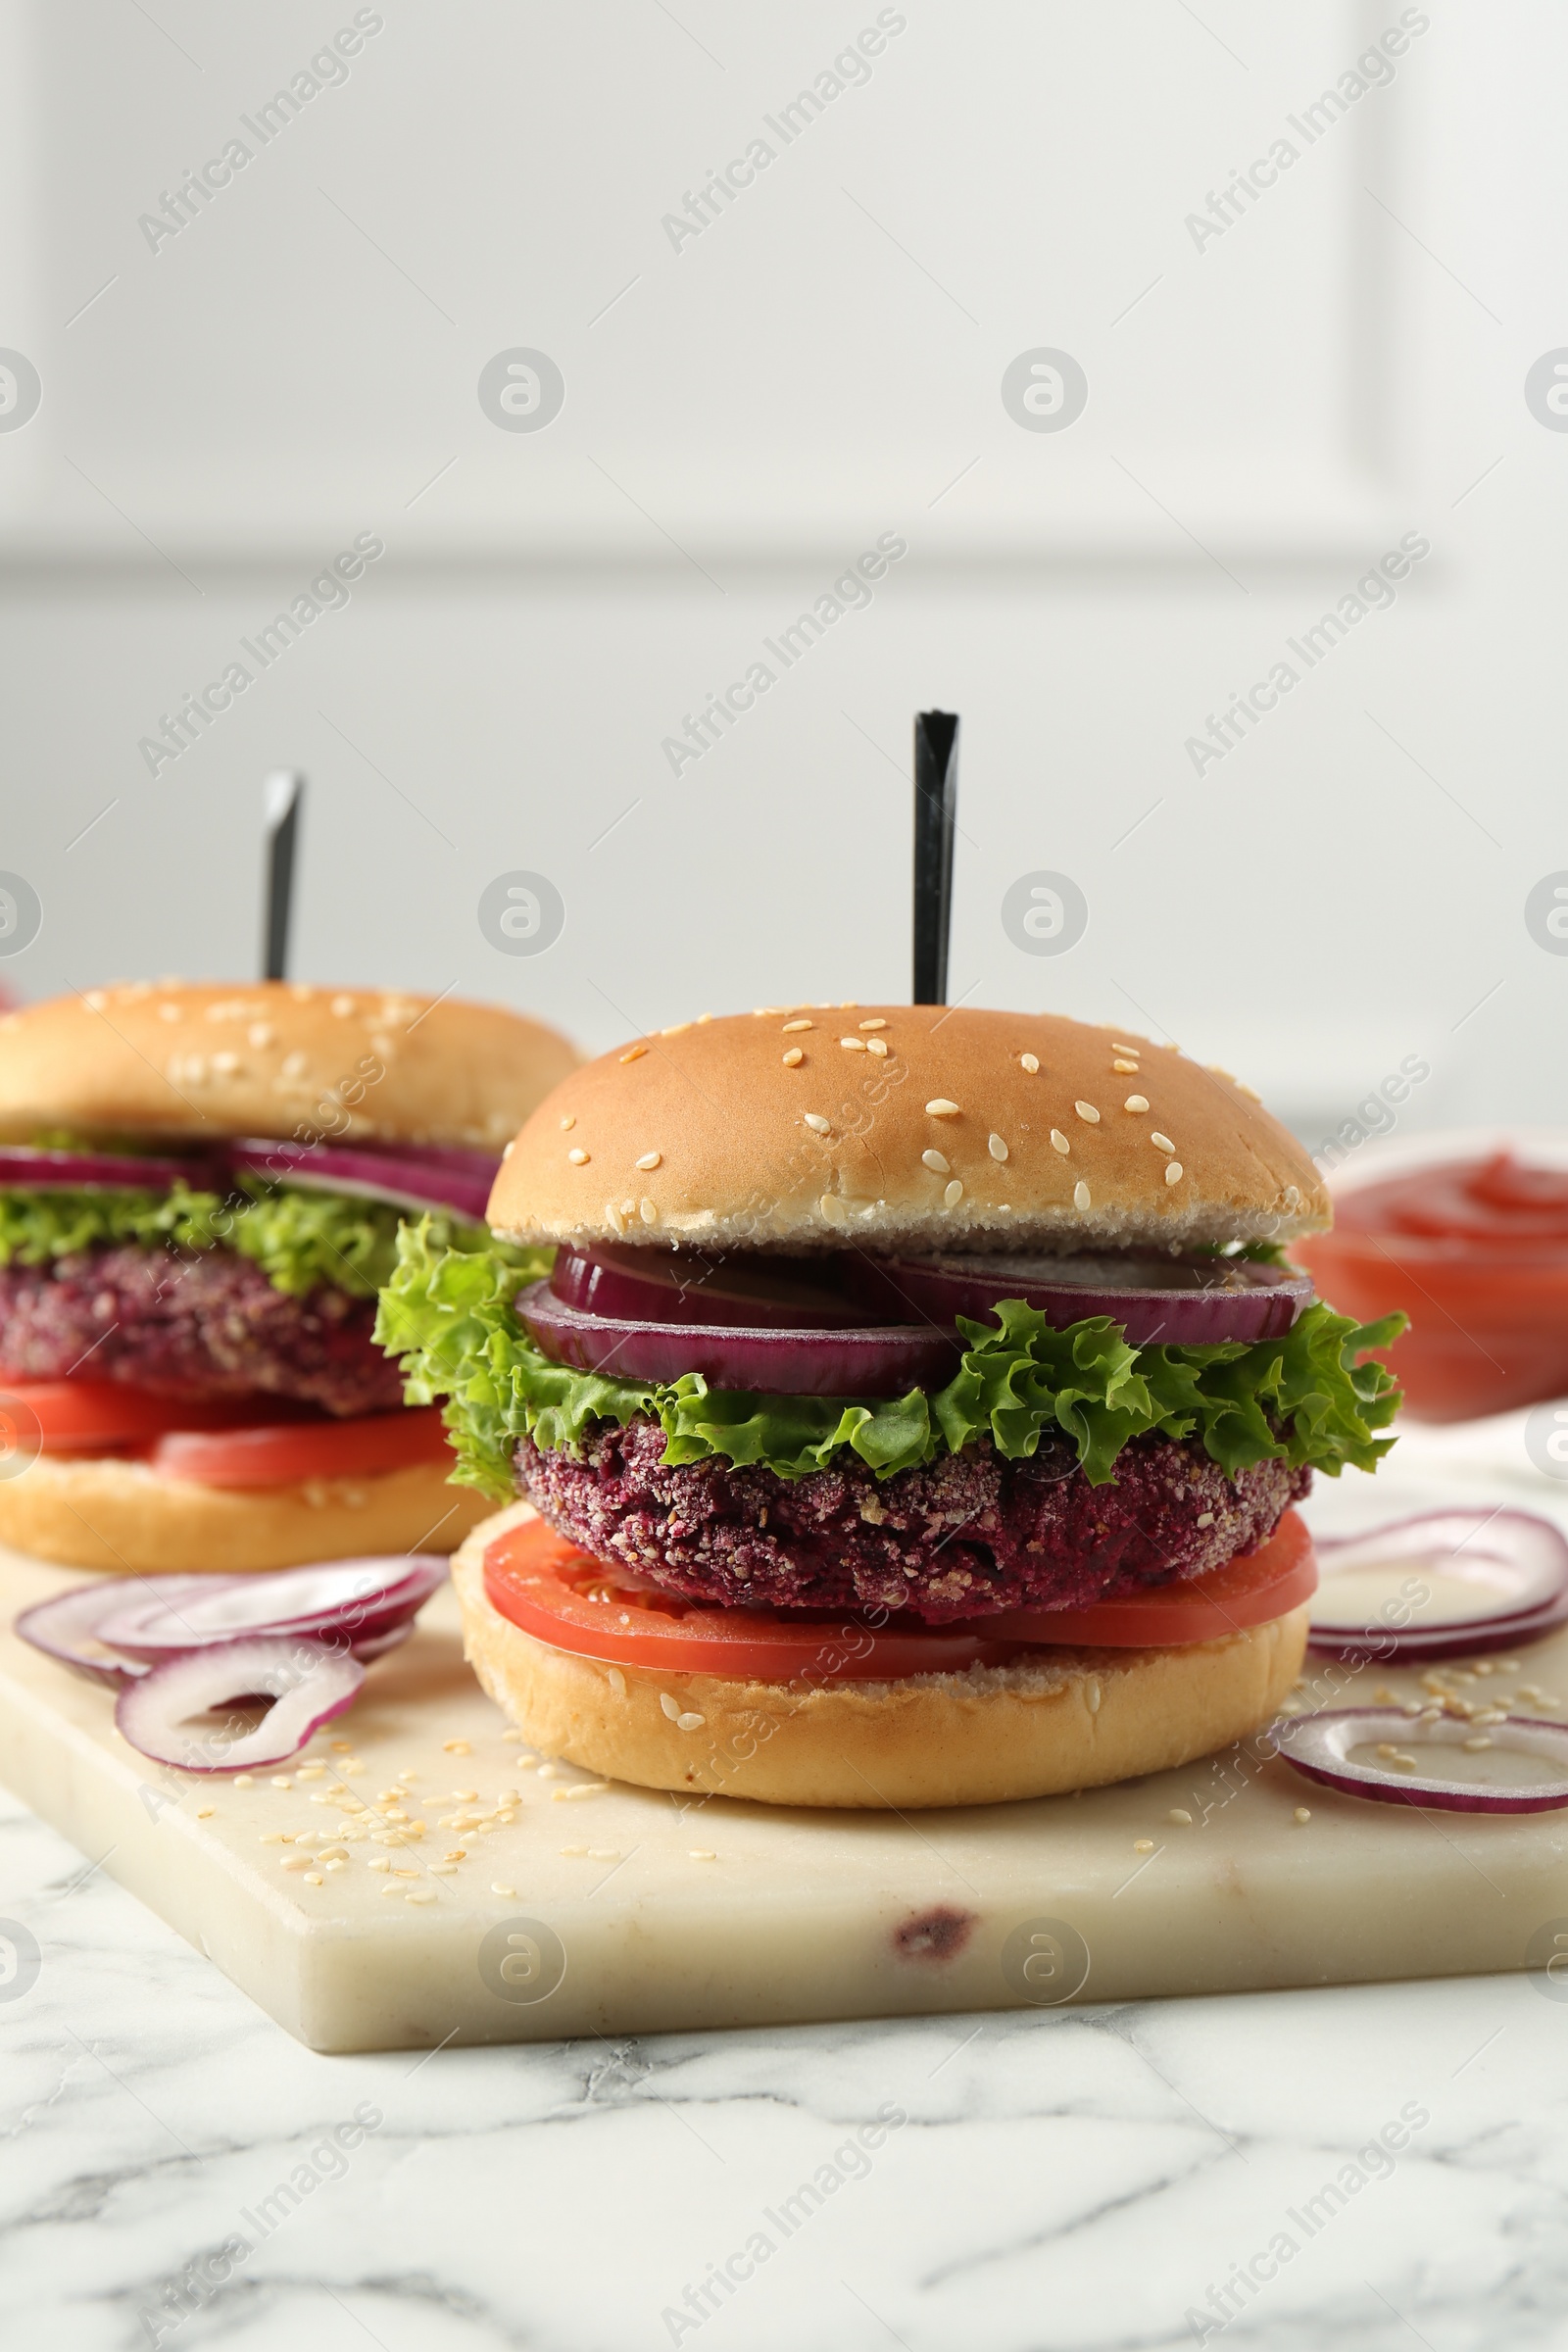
[[0, 1179, 490, 1302], [377, 1225, 1406, 1498]]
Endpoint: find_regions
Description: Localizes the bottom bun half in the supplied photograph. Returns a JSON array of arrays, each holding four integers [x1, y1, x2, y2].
[[0, 1453, 490, 1574], [452, 1501, 1310, 1810]]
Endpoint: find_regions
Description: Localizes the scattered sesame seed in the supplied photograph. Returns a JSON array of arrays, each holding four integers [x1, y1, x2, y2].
[[1112, 1059, 1140, 1074], [303, 1874, 324, 1887], [443, 1740, 471, 1754], [233, 1773, 254, 1787], [1168, 1808, 1193, 1826], [988, 1133, 1008, 1162], [943, 1180, 963, 1209], [819, 1193, 850, 1227], [866, 1037, 888, 1057], [1124, 1096, 1149, 1113], [1165, 1162, 1184, 1186], [1086, 1679, 1102, 1712], [248, 1022, 273, 1048], [1293, 1807, 1311, 1825], [406, 1888, 437, 1904], [782, 1018, 813, 1033], [619, 1046, 648, 1062], [1020, 1054, 1040, 1074], [270, 1776, 292, 1789], [840, 1037, 866, 1052], [429, 1864, 458, 1876], [1463, 1736, 1493, 1752], [560, 1115, 575, 1130], [1074, 1101, 1100, 1123], [859, 1018, 887, 1031], [1051, 1130, 1070, 1155], [567, 1147, 589, 1164], [689, 1850, 717, 1861], [1151, 1132, 1175, 1153], [659, 1692, 681, 1720], [662, 1023, 690, 1037], [922, 1149, 951, 1175], [608, 1666, 627, 1697], [633, 1152, 662, 1173], [925, 1100, 960, 1117], [1074, 1181, 1091, 1210], [1112, 1043, 1142, 1054], [804, 1113, 831, 1134], [782, 1048, 804, 1067], [640, 1199, 660, 1225], [1133, 1838, 1154, 1853], [196, 1806, 214, 1819], [492, 1884, 516, 1896], [587, 1849, 621, 1862]]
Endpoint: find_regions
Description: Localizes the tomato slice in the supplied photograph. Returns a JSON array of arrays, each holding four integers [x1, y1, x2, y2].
[[970, 1510, 1317, 1647], [482, 1507, 1317, 1683], [0, 1379, 314, 1452], [483, 1516, 1020, 1682], [151, 1406, 453, 1490]]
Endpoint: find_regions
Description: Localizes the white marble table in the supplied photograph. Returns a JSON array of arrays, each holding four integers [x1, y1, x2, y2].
[[3, 1767, 1563, 2352]]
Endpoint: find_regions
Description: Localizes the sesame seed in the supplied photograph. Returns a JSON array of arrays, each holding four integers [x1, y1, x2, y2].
[[567, 1147, 589, 1164], [1165, 1162, 1183, 1185], [619, 1045, 648, 1063], [1074, 1181, 1091, 1210], [281, 1051, 308, 1078], [1112, 1059, 1140, 1074], [1293, 1807, 1311, 1825], [1124, 1096, 1149, 1113], [640, 1198, 660, 1225], [1051, 1130, 1070, 1154], [922, 1149, 950, 1175], [944, 1180, 963, 1209], [607, 1666, 627, 1697], [1074, 1101, 1100, 1123], [926, 1099, 960, 1117], [196, 1806, 214, 1819], [840, 1037, 866, 1052], [1463, 1736, 1493, 1752], [233, 1773, 254, 1787], [331, 994, 355, 1015], [782, 1048, 804, 1067], [1168, 1808, 1193, 1826], [1085, 1679, 1102, 1712], [635, 1152, 662, 1170], [270, 1776, 292, 1789], [1133, 1839, 1154, 1853], [988, 1133, 1008, 1162], [858, 1018, 887, 1031], [1020, 1053, 1040, 1073], [662, 1023, 689, 1037], [782, 1018, 812, 1033], [406, 1888, 437, 1905], [866, 1037, 888, 1057], [1151, 1132, 1174, 1152], [804, 1113, 830, 1134], [819, 1194, 850, 1227], [659, 1692, 681, 1720], [676, 1711, 706, 1732], [689, 1850, 717, 1861], [560, 1114, 575, 1130], [1112, 1043, 1141, 1054], [587, 1849, 620, 1862], [443, 1740, 470, 1754], [492, 1884, 516, 1896]]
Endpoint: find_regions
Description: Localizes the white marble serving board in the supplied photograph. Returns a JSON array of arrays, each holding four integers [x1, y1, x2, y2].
[[3, 1462, 1568, 2053]]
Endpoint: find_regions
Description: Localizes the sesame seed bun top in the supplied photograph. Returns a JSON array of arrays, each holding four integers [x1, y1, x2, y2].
[[486, 1004, 1329, 1254], [0, 980, 578, 1151]]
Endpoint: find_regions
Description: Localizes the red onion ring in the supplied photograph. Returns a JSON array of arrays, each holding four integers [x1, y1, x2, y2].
[[1271, 1705, 1568, 1812], [114, 1637, 365, 1772], [14, 1574, 241, 1687], [549, 1243, 870, 1331], [854, 1250, 1312, 1346], [1307, 1510, 1568, 1662], [0, 1147, 220, 1192], [96, 1556, 447, 1660], [516, 1281, 963, 1398], [226, 1140, 498, 1224]]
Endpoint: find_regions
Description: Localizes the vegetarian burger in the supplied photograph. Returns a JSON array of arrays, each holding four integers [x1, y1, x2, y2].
[[388, 1007, 1402, 1808], [0, 980, 575, 1572]]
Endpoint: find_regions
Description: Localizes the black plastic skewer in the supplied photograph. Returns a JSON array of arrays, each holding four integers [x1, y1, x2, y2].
[[912, 710, 958, 1005], [262, 769, 304, 981]]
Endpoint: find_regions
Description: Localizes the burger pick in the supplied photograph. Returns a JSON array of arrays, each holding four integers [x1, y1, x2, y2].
[[383, 1006, 1405, 1808]]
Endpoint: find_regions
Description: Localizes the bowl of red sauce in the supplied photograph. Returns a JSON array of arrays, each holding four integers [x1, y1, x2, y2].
[[1299, 1130, 1568, 1422]]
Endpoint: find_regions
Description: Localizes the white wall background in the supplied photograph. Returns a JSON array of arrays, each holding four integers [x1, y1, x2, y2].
[[0, 0, 1562, 1156]]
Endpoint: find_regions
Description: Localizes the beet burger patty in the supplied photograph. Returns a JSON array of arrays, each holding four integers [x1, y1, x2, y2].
[[384, 1004, 1403, 1807]]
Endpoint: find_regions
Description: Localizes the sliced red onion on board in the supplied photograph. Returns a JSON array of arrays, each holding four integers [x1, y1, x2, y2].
[[226, 1140, 499, 1224], [549, 1243, 871, 1331], [853, 1250, 1312, 1346], [14, 1574, 245, 1688], [97, 1555, 447, 1660], [114, 1637, 365, 1771], [0, 1147, 220, 1193], [1307, 1509, 1568, 1662], [1271, 1706, 1568, 1813], [516, 1281, 963, 1398]]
